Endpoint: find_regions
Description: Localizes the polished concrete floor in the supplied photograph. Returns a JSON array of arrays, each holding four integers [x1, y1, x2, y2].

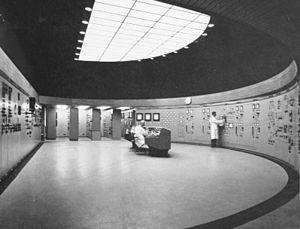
[[0, 139, 296, 229]]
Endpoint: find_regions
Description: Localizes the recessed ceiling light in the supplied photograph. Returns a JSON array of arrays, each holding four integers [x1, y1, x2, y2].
[[117, 107, 131, 111], [162, 54, 166, 57], [202, 33, 208, 36], [97, 106, 111, 110], [85, 7, 92, 12], [173, 51, 178, 53], [77, 105, 90, 110], [150, 57, 154, 60], [75, 53, 80, 56], [78, 40, 83, 43], [74, 58, 78, 60], [78, 0, 211, 62], [184, 46, 189, 49], [56, 105, 68, 109], [80, 31, 86, 35], [76, 47, 81, 50], [208, 24, 215, 28]]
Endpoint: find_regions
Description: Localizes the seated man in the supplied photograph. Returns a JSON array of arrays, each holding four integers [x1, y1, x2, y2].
[[134, 120, 148, 148]]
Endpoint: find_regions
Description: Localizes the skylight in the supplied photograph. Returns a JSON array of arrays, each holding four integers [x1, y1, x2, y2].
[[77, 0, 211, 62]]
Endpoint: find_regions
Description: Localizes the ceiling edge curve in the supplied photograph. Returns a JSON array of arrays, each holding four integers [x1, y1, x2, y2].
[[39, 60, 297, 108]]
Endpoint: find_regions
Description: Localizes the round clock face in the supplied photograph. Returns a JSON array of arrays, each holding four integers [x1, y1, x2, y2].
[[185, 97, 192, 105]]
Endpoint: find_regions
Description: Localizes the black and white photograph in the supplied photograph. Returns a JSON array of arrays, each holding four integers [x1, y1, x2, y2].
[[0, 0, 299, 228]]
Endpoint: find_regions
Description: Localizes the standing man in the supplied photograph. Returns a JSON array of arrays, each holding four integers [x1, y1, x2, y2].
[[209, 111, 225, 147]]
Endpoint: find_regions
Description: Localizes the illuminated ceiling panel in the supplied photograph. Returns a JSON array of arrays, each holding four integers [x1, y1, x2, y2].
[[77, 0, 211, 62]]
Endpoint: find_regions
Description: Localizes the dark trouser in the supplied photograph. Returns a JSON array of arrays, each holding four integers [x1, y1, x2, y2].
[[211, 139, 217, 147]]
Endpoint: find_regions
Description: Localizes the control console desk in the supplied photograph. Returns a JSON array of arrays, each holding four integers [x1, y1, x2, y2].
[[145, 127, 171, 157]]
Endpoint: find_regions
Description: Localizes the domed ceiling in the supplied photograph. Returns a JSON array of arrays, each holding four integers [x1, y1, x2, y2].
[[0, 0, 299, 99]]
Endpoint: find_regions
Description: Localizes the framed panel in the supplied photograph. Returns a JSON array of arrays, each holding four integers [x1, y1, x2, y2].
[[145, 113, 151, 121], [136, 113, 143, 121], [153, 113, 160, 122]]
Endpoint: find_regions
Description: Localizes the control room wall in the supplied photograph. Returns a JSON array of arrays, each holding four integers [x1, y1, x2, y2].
[[101, 109, 113, 138], [136, 83, 299, 173], [56, 108, 69, 137], [46, 107, 90, 139], [0, 48, 41, 178]]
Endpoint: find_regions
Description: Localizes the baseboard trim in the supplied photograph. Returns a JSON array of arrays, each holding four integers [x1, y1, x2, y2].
[[0, 142, 44, 196]]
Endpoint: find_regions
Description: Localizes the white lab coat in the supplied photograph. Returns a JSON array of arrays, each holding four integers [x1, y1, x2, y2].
[[209, 116, 224, 139], [134, 125, 148, 147]]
